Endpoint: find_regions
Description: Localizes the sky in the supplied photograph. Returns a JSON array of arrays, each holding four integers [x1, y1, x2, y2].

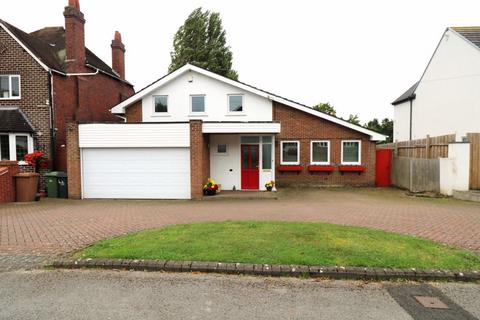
[[2, 0, 480, 123]]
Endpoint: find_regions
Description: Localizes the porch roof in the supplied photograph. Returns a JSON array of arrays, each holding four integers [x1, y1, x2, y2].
[[202, 122, 281, 134]]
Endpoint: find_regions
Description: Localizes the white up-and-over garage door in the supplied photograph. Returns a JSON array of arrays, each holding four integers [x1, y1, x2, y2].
[[79, 123, 191, 199]]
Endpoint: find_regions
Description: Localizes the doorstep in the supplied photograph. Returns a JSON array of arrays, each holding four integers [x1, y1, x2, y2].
[[202, 190, 278, 201], [51, 258, 480, 282]]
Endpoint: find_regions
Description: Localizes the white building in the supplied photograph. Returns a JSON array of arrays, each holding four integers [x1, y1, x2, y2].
[[392, 27, 480, 142]]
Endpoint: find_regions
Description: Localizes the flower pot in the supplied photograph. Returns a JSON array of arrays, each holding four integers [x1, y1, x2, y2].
[[266, 186, 273, 191], [204, 189, 217, 196]]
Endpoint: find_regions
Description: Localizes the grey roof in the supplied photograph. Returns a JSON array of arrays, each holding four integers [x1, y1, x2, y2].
[[0, 107, 35, 132], [451, 26, 480, 49], [0, 20, 131, 85], [392, 82, 418, 105]]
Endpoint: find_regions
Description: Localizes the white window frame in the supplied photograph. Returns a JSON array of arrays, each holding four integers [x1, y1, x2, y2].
[[341, 140, 362, 165], [310, 140, 330, 165], [227, 94, 245, 115], [280, 141, 300, 165], [0, 133, 33, 162], [0, 75, 21, 100], [215, 143, 228, 156], [189, 94, 207, 115], [152, 95, 169, 116]]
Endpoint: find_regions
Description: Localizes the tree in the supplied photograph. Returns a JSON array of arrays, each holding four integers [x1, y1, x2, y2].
[[313, 102, 336, 116], [365, 118, 394, 143], [169, 8, 238, 80], [346, 114, 361, 125]]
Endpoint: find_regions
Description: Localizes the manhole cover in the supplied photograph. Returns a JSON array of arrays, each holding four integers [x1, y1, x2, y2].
[[414, 296, 449, 309]]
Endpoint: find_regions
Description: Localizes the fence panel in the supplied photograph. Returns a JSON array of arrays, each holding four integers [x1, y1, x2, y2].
[[468, 133, 480, 190]]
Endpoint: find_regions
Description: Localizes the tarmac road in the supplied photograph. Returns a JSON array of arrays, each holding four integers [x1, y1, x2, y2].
[[0, 270, 479, 320]]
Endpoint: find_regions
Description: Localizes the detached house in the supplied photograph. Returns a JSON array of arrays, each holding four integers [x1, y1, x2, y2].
[[0, 0, 134, 172], [392, 27, 480, 141], [68, 64, 385, 200]]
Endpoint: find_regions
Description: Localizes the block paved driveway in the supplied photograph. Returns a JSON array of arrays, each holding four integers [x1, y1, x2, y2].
[[1, 188, 479, 270]]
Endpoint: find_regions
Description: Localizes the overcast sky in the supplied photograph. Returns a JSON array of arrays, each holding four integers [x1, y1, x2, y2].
[[3, 0, 480, 122]]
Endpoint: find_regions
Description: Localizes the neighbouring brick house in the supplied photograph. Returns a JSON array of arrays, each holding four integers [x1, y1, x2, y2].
[[67, 64, 385, 200], [0, 0, 134, 180]]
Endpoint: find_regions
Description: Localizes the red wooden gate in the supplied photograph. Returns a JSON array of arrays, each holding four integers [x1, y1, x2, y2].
[[375, 149, 392, 187]]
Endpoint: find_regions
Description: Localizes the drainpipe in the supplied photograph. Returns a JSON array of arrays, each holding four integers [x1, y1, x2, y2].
[[409, 99, 413, 141], [48, 70, 56, 169]]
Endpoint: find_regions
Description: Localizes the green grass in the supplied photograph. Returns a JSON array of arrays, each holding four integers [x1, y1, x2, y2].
[[78, 221, 480, 270]]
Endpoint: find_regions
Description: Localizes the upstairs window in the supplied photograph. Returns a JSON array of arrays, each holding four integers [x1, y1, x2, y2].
[[342, 140, 361, 165], [191, 95, 205, 113], [154, 95, 168, 113], [228, 94, 243, 112], [0, 75, 21, 99]]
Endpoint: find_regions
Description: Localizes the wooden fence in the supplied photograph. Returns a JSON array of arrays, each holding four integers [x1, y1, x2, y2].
[[377, 134, 455, 159], [467, 133, 480, 190], [378, 133, 480, 190]]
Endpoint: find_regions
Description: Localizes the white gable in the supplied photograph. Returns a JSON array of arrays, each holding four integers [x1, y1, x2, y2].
[[111, 64, 386, 141], [141, 70, 272, 122]]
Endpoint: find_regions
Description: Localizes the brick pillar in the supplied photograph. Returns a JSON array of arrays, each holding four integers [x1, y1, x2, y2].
[[67, 122, 81, 199], [0, 161, 20, 203], [190, 120, 209, 199]]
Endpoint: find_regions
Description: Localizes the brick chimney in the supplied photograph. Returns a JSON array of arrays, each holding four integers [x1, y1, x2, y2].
[[111, 31, 126, 79], [64, 0, 86, 72]]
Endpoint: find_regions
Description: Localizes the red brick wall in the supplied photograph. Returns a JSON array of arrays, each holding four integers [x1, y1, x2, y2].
[[273, 102, 376, 186], [190, 121, 210, 199], [0, 27, 52, 164], [66, 122, 81, 199], [53, 72, 134, 171], [0, 161, 20, 203], [125, 100, 142, 122]]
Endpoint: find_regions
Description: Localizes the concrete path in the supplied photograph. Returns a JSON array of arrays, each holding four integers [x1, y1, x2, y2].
[[0, 270, 479, 320], [1, 188, 479, 271]]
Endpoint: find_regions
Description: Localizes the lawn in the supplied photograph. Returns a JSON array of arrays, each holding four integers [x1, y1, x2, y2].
[[78, 221, 480, 270]]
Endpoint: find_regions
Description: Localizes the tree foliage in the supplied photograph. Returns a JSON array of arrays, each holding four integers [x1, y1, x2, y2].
[[365, 118, 394, 143], [313, 102, 336, 116], [169, 8, 238, 80], [346, 114, 361, 125]]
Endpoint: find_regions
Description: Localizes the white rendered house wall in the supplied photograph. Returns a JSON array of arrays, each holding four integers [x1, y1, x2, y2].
[[142, 71, 273, 122], [410, 30, 480, 139]]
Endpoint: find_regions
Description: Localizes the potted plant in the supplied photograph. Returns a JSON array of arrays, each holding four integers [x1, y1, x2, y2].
[[265, 181, 275, 191], [24, 151, 49, 173], [203, 178, 219, 196]]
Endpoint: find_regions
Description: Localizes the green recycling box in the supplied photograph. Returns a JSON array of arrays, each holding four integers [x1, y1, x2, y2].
[[45, 171, 68, 198]]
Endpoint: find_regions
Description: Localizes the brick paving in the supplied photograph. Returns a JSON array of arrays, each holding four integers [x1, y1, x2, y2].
[[1, 188, 479, 270]]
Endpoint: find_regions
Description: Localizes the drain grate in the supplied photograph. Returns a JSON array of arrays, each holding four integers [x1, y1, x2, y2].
[[414, 296, 449, 309]]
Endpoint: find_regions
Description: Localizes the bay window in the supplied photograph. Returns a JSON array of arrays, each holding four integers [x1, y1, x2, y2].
[[0, 133, 33, 161]]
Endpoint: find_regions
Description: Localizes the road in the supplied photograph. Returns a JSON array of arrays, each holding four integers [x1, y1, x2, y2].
[[0, 270, 479, 320]]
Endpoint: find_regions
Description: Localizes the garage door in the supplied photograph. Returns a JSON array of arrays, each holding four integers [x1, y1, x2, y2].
[[82, 148, 190, 199]]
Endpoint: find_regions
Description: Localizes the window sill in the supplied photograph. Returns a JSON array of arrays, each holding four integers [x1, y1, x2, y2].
[[225, 113, 246, 116], [188, 113, 208, 117], [151, 113, 171, 117], [0, 97, 21, 101]]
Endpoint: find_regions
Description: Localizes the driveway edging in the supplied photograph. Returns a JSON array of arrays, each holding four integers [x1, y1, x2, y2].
[[52, 258, 480, 282]]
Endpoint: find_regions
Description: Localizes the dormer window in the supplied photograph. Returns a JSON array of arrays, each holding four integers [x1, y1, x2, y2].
[[228, 94, 243, 112], [0, 75, 21, 100]]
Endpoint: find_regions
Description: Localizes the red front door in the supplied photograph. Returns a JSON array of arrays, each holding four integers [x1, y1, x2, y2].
[[241, 144, 259, 190], [375, 149, 392, 187]]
